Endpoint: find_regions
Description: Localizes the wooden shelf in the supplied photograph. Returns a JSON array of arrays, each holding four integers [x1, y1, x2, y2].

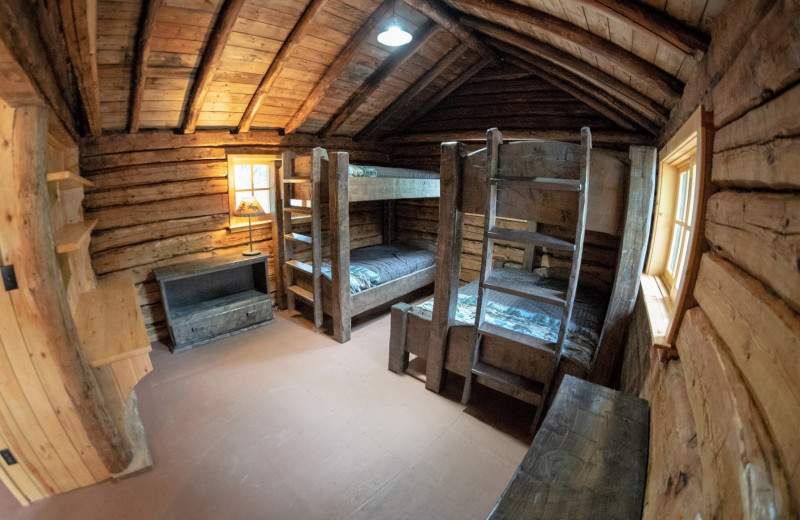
[[46, 170, 94, 190], [75, 272, 151, 367], [54, 219, 97, 253]]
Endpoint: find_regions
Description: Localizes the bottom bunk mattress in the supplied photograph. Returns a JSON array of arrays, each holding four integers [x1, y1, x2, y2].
[[321, 243, 436, 294], [411, 268, 608, 371]]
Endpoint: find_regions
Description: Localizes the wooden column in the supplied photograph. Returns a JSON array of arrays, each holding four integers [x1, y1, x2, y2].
[[425, 141, 466, 392], [328, 152, 351, 343], [589, 145, 656, 387], [0, 103, 132, 474]]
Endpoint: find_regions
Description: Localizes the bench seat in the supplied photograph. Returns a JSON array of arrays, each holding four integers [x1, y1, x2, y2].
[[487, 375, 650, 520]]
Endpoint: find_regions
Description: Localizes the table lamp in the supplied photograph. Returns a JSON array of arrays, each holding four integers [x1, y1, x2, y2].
[[233, 196, 266, 256]]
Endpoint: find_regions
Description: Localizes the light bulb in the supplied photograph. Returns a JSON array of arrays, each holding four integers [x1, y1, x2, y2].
[[377, 23, 412, 47]]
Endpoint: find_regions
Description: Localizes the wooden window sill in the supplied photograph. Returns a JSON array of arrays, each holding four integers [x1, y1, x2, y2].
[[640, 274, 672, 349]]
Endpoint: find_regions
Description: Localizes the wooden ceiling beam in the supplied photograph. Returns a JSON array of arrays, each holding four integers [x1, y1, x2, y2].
[[320, 22, 440, 137], [450, 0, 682, 103], [401, 0, 497, 62], [494, 45, 644, 133], [282, 0, 394, 135], [58, 0, 102, 136], [394, 58, 487, 134], [462, 16, 668, 128], [573, 0, 709, 56], [182, 0, 246, 135], [383, 129, 655, 145], [128, 0, 163, 134], [237, 0, 330, 134], [356, 42, 469, 140]]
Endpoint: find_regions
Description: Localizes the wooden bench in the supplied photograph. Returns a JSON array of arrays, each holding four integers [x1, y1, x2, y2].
[[486, 375, 649, 519]]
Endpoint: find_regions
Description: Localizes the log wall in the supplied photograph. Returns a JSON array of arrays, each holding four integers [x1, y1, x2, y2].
[[80, 137, 390, 342], [621, 0, 800, 516]]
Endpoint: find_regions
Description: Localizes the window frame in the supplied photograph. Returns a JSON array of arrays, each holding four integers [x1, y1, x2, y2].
[[227, 154, 278, 231], [641, 107, 711, 346]]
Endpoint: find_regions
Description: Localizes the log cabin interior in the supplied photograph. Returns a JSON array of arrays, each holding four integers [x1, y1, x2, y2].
[[0, 0, 797, 518]]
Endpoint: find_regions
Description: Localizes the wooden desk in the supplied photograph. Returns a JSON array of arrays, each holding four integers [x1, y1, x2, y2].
[[154, 254, 275, 352]]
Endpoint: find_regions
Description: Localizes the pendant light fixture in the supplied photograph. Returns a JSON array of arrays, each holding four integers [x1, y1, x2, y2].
[[377, 0, 412, 47]]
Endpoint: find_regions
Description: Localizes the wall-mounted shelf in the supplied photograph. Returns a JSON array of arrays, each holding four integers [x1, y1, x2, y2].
[[74, 272, 151, 367], [46, 170, 94, 190], [54, 219, 98, 253]]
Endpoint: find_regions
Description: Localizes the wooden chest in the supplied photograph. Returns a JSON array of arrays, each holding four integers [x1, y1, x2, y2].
[[154, 254, 275, 352]]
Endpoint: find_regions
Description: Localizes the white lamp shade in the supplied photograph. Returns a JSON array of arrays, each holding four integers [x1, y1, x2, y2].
[[377, 24, 412, 47], [233, 196, 266, 217]]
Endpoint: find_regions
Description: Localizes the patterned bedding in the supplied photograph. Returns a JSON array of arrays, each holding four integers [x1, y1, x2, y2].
[[411, 268, 608, 370], [321, 243, 436, 294], [348, 165, 439, 179]]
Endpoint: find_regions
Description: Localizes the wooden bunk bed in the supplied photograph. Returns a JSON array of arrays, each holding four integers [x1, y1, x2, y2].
[[388, 134, 656, 403], [274, 148, 440, 343]]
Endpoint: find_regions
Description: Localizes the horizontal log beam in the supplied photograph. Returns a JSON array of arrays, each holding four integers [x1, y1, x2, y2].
[[401, 0, 497, 61], [382, 129, 654, 145], [237, 0, 329, 134], [451, 0, 682, 102]]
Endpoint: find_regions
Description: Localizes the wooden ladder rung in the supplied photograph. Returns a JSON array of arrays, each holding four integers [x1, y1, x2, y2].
[[477, 322, 556, 355], [287, 285, 314, 303], [284, 206, 312, 215], [492, 176, 582, 192], [482, 269, 567, 308], [286, 259, 313, 275], [472, 361, 544, 405], [487, 227, 575, 252], [285, 232, 312, 244], [283, 178, 311, 184]]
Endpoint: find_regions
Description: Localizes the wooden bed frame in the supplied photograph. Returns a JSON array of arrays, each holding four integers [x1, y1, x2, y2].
[[274, 148, 440, 344], [388, 139, 657, 395]]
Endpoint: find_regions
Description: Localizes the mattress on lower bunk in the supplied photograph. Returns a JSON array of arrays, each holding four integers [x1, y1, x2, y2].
[[411, 268, 609, 371], [321, 243, 436, 294], [348, 165, 439, 179]]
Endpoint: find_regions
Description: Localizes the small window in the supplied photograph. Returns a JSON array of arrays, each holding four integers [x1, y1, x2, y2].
[[228, 155, 276, 230], [641, 107, 709, 346]]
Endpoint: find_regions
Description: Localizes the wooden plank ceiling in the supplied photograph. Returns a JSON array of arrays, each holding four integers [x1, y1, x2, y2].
[[82, 0, 724, 139]]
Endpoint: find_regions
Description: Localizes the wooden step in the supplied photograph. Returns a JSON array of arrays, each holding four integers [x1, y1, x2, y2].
[[285, 232, 312, 244], [482, 269, 567, 307], [54, 219, 98, 254], [487, 227, 575, 252], [286, 259, 312, 275], [472, 361, 544, 405], [287, 285, 314, 303], [284, 206, 312, 215], [477, 322, 557, 354], [492, 176, 582, 192], [282, 178, 311, 184]]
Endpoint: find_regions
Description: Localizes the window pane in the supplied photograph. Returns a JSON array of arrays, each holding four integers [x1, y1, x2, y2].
[[235, 191, 247, 209], [675, 231, 691, 288], [676, 171, 687, 223], [667, 224, 681, 274], [254, 190, 270, 214], [686, 165, 696, 223], [253, 164, 268, 189], [235, 164, 252, 190]]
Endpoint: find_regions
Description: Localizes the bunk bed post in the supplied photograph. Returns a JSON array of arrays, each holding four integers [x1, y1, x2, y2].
[[283, 151, 297, 312], [388, 302, 412, 373], [589, 146, 656, 387], [271, 158, 286, 309], [382, 200, 396, 244], [425, 141, 467, 393], [329, 151, 352, 343], [311, 148, 325, 329]]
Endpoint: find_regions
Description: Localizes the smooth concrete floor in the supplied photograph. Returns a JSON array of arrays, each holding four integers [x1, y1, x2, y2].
[[0, 309, 531, 520]]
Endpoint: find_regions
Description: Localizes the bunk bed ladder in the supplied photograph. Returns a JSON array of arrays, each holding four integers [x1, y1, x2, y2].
[[280, 149, 324, 329], [462, 127, 591, 432]]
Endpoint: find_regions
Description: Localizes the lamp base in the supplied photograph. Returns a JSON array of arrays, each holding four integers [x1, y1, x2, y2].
[[242, 249, 261, 256]]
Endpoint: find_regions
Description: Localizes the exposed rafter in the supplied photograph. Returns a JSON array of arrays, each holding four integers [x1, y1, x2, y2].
[[356, 43, 470, 140], [462, 16, 668, 128], [383, 129, 655, 145], [182, 0, 246, 135], [237, 0, 330, 134], [498, 51, 640, 132], [282, 0, 394, 135], [128, 0, 163, 134], [401, 0, 498, 62], [320, 22, 440, 137], [573, 0, 709, 56], [450, 0, 683, 103], [395, 59, 487, 134], [238, 0, 328, 132], [58, 0, 102, 136]]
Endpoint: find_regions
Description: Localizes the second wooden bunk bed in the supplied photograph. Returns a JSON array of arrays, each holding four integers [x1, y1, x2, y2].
[[273, 148, 440, 343], [388, 134, 657, 403]]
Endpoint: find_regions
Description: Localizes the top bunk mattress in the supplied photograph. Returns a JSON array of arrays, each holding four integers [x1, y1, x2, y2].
[[348, 165, 439, 179], [322, 243, 436, 295], [411, 268, 609, 371]]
